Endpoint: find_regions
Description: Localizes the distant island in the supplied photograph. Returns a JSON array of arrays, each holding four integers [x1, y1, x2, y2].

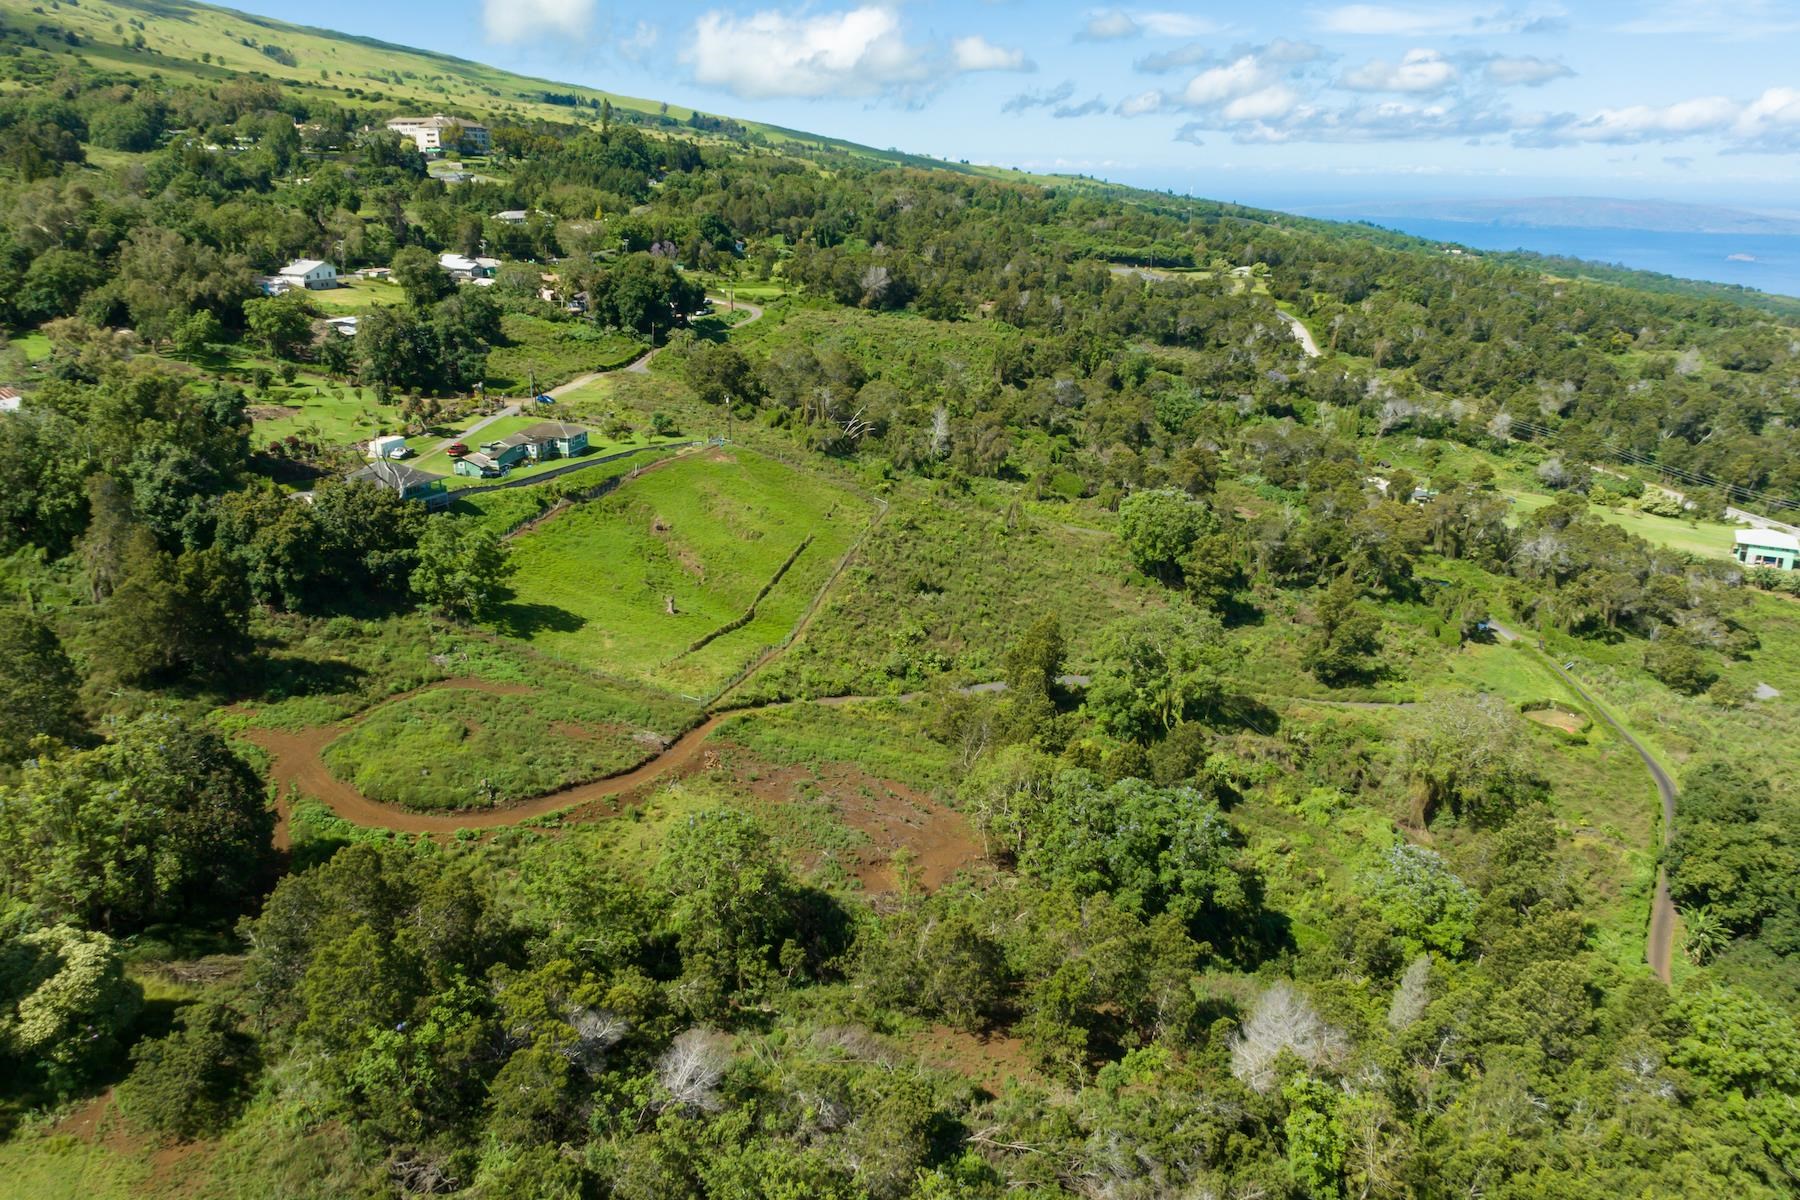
[[1309, 195, 1800, 237]]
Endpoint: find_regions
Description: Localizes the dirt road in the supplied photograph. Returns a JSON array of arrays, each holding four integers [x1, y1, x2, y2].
[[1536, 650, 1678, 982], [1276, 310, 1322, 358], [245, 682, 745, 844]]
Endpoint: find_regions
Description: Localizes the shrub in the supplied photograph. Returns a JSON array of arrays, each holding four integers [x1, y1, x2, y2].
[[1643, 639, 1718, 695], [119, 1003, 260, 1139]]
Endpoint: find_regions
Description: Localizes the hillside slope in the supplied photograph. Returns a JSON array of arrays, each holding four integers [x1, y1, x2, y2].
[[0, 0, 1042, 180]]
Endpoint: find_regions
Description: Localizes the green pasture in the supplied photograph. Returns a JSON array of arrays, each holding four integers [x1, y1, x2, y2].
[[743, 482, 1158, 701], [485, 314, 644, 393], [491, 447, 876, 695], [321, 678, 696, 811]]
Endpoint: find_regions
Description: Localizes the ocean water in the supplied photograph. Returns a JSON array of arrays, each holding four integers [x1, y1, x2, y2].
[[1344, 216, 1800, 299]]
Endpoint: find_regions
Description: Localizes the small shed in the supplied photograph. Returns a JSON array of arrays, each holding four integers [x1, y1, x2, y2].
[[1735, 528, 1799, 570], [453, 450, 504, 478]]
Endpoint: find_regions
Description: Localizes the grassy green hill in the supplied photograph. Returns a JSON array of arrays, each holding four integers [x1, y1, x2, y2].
[[0, 0, 1057, 181]]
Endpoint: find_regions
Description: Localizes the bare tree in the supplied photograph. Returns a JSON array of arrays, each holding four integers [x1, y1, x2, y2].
[[1229, 983, 1350, 1094], [1387, 955, 1432, 1031], [656, 1027, 733, 1112]]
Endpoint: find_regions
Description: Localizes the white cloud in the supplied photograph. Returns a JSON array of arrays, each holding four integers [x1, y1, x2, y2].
[[1183, 54, 1274, 106], [1054, 96, 1110, 118], [951, 34, 1031, 72], [1003, 81, 1077, 114], [1138, 12, 1221, 37], [1314, 4, 1553, 36], [1077, 9, 1218, 40], [1339, 48, 1458, 93], [687, 6, 1023, 101], [1552, 96, 1738, 143], [1483, 55, 1571, 86], [483, 0, 594, 43], [1077, 9, 1141, 40], [1617, 0, 1800, 37], [1224, 84, 1302, 121], [1117, 88, 1168, 116], [1735, 86, 1800, 147]]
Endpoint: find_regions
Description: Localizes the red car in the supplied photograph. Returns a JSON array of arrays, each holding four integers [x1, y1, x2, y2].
[[446, 442, 470, 457]]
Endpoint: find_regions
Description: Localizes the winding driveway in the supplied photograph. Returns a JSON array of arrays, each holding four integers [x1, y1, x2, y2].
[[1276, 310, 1322, 358], [626, 295, 764, 375], [420, 296, 765, 453]]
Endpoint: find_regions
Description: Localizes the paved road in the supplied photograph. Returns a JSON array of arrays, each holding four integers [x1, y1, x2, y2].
[[1276, 310, 1322, 358]]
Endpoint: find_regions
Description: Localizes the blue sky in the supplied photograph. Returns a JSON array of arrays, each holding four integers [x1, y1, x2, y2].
[[245, 0, 1800, 209]]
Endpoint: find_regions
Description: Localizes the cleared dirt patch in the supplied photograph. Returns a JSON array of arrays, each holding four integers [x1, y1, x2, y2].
[[1525, 707, 1589, 733], [715, 744, 983, 892], [908, 1025, 1037, 1096]]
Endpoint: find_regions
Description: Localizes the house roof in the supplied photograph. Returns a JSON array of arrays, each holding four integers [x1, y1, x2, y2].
[[459, 451, 500, 470], [519, 420, 587, 441], [387, 114, 485, 131], [280, 259, 330, 275], [351, 461, 443, 490], [438, 253, 478, 272], [0, 387, 20, 412], [493, 210, 529, 220], [485, 432, 537, 449], [1736, 528, 1800, 552]]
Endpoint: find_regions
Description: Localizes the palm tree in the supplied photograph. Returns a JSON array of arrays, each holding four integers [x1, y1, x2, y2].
[[1681, 904, 1729, 965]]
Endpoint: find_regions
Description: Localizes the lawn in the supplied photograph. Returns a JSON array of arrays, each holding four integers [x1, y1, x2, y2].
[[249, 377, 393, 447], [490, 447, 877, 696], [306, 276, 407, 314]]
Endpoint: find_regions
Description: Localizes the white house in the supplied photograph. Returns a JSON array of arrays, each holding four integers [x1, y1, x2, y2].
[[438, 253, 497, 281], [385, 115, 489, 154], [368, 435, 410, 461], [492, 209, 530, 225], [278, 259, 338, 290], [0, 387, 20, 413]]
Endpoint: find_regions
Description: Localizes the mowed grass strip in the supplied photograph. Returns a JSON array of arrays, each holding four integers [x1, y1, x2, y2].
[[491, 448, 875, 692], [321, 679, 696, 811]]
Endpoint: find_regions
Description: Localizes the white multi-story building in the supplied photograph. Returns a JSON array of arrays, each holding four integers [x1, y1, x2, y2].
[[384, 114, 490, 154]]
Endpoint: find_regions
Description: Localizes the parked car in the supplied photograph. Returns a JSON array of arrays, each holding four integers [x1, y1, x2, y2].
[[386, 445, 412, 460], [535, 394, 555, 405], [446, 442, 469, 457]]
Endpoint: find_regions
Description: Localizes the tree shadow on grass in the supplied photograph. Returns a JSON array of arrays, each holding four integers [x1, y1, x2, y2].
[[237, 655, 369, 704], [491, 602, 587, 639]]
